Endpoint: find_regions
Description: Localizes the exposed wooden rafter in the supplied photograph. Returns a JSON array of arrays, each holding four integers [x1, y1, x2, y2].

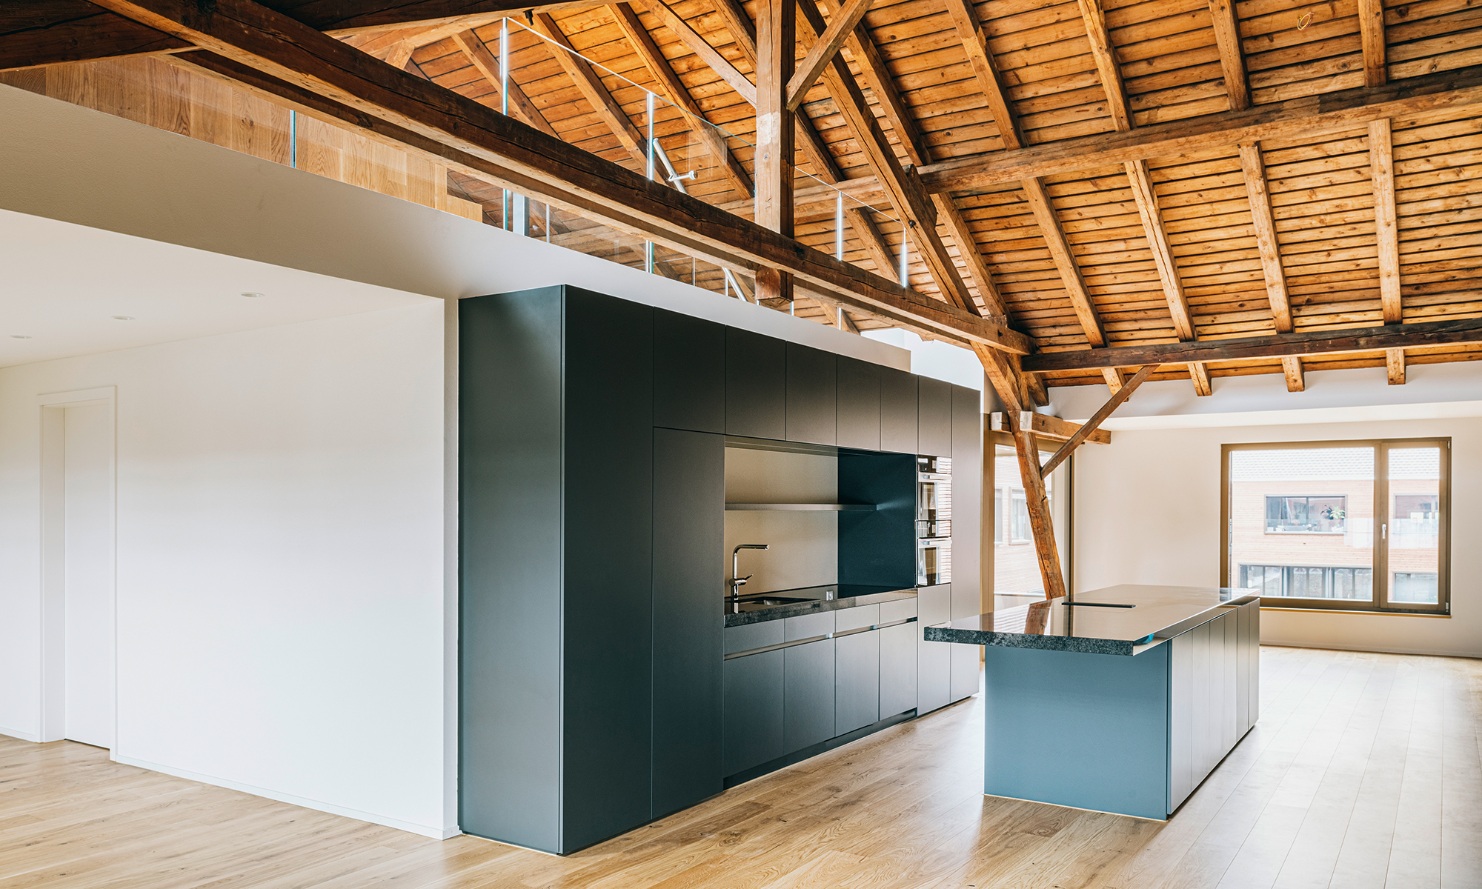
[[786, 0, 872, 112], [529, 11, 647, 166], [1237, 142, 1304, 391], [636, 0, 756, 104], [1359, 10, 1406, 386], [608, 3, 753, 201], [1021, 317, 1482, 372], [990, 412, 1112, 446], [1207, 0, 1248, 112], [754, 0, 796, 303], [452, 29, 557, 137], [0, 4, 186, 71]]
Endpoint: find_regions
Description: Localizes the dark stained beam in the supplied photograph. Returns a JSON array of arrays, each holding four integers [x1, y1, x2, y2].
[[1021, 317, 1482, 373], [920, 65, 1482, 193], [0, 4, 185, 71], [122, 0, 1029, 352]]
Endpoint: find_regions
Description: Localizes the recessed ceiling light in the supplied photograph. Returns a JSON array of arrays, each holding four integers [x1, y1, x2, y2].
[[10, 334, 32, 340], [112, 315, 135, 321], [240, 291, 264, 299]]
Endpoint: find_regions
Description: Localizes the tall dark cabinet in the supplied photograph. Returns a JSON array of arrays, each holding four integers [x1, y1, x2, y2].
[[461, 286, 657, 854]]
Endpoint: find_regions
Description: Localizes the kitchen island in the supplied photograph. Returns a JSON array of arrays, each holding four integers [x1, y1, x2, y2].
[[925, 584, 1260, 819]]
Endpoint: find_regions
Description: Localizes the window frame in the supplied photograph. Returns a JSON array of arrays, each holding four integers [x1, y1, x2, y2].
[[1220, 437, 1451, 615]]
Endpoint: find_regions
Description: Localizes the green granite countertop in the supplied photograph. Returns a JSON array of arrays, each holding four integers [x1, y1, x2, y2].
[[923, 584, 1259, 656]]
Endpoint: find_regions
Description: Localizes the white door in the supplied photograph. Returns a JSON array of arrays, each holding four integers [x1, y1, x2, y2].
[[62, 401, 115, 749]]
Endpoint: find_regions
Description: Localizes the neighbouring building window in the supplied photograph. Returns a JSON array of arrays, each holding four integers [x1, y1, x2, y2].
[[1010, 490, 1030, 543], [994, 487, 1006, 544], [1223, 440, 1450, 614]]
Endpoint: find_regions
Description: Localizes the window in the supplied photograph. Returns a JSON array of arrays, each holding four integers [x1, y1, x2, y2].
[[1010, 490, 1030, 543], [994, 487, 1006, 544], [1223, 439, 1450, 614], [1264, 495, 1346, 533]]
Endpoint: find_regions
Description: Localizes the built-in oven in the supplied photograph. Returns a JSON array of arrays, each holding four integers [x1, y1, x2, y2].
[[916, 456, 952, 585]]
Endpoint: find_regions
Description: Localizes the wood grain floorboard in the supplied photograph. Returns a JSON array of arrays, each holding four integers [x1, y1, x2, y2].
[[0, 647, 1477, 888]]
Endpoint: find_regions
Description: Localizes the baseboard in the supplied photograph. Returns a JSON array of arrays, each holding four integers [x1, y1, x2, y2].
[[0, 724, 42, 743], [1260, 641, 1482, 659], [112, 754, 457, 839]]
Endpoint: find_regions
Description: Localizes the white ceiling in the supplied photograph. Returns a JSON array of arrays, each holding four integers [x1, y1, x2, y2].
[[0, 208, 436, 369]]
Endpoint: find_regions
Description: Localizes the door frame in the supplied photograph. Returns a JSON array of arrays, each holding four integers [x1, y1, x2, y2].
[[38, 386, 117, 748]]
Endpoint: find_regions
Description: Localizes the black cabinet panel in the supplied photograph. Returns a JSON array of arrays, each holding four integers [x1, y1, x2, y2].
[[836, 630, 881, 735], [838, 451, 917, 590], [725, 328, 786, 440], [654, 310, 725, 433], [880, 622, 918, 718], [836, 357, 881, 450], [784, 639, 836, 751], [723, 651, 786, 776], [562, 288, 654, 851], [652, 429, 724, 818], [785, 343, 837, 445], [879, 367, 918, 454], [917, 377, 953, 458]]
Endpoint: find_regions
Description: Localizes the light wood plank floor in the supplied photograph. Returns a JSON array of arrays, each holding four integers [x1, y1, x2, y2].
[[2, 647, 1478, 888]]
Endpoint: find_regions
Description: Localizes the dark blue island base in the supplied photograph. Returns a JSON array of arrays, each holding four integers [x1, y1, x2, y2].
[[927, 585, 1261, 819]]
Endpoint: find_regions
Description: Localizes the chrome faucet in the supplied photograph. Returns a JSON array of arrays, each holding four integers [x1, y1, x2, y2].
[[730, 544, 770, 598]]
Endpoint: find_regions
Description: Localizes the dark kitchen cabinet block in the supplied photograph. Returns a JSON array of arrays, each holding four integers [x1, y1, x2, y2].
[[836, 357, 881, 450], [917, 377, 953, 458], [785, 344, 837, 445], [836, 629, 881, 735], [725, 328, 786, 440], [784, 639, 836, 751], [460, 286, 654, 855], [879, 367, 918, 454], [724, 650, 786, 776], [838, 450, 916, 591], [654, 311, 725, 433], [652, 429, 724, 818], [879, 621, 918, 718]]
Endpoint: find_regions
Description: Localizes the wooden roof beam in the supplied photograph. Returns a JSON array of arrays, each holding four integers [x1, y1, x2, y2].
[[1021, 317, 1482, 372], [452, 29, 557, 137], [1237, 142, 1304, 390], [129, 0, 1028, 352], [786, 0, 872, 112], [608, 3, 753, 201], [1041, 365, 1155, 477], [528, 11, 648, 167], [1359, 8, 1405, 385], [1358, 0, 1387, 88], [0, 4, 187, 71], [919, 65, 1482, 192], [636, 0, 756, 104], [1207, 0, 1249, 111], [990, 412, 1112, 446]]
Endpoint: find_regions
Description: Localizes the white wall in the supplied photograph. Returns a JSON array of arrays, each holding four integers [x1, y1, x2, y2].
[[1072, 410, 1482, 658], [0, 304, 451, 836]]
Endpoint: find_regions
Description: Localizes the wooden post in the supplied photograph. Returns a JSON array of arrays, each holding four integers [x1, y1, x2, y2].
[[755, 0, 795, 303], [1007, 412, 1067, 601]]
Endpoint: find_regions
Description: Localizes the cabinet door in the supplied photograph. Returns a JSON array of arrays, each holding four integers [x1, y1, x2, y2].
[[917, 377, 953, 458], [725, 328, 786, 440], [950, 385, 983, 612], [948, 582, 981, 702], [784, 639, 836, 751], [723, 650, 786, 776], [836, 630, 881, 734], [916, 584, 951, 715], [1168, 630, 1195, 813], [836, 357, 881, 450], [652, 429, 724, 817], [562, 287, 654, 850], [654, 310, 725, 433], [785, 343, 837, 445], [1221, 610, 1237, 752], [878, 367, 918, 454], [1248, 601, 1261, 725], [879, 621, 918, 718]]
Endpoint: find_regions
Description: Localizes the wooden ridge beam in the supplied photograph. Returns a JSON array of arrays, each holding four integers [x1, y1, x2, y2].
[[134, 3, 1029, 353], [452, 29, 556, 137], [990, 412, 1112, 446], [1021, 317, 1482, 372], [608, 3, 753, 201], [919, 65, 1482, 193], [1041, 365, 1155, 477], [529, 11, 647, 166], [786, 0, 872, 112]]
